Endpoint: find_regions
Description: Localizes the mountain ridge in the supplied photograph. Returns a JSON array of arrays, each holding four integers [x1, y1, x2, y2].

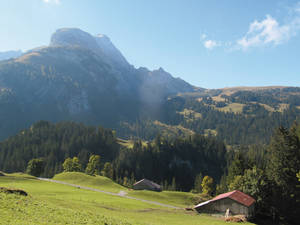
[[0, 28, 299, 144], [0, 28, 196, 140]]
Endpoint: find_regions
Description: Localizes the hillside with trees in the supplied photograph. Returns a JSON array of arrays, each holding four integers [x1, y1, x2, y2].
[[0, 121, 300, 224], [0, 120, 299, 224], [120, 87, 300, 145], [0, 121, 226, 191]]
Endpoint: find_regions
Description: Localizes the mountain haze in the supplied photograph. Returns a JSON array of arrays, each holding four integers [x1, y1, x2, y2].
[[0, 50, 23, 61]]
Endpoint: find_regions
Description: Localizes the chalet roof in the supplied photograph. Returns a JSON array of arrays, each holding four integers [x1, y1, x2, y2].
[[194, 190, 255, 209], [211, 190, 255, 207], [133, 179, 161, 189]]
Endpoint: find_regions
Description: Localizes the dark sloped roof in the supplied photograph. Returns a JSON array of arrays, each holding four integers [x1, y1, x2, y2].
[[212, 190, 255, 207], [194, 190, 255, 209], [133, 179, 161, 189]]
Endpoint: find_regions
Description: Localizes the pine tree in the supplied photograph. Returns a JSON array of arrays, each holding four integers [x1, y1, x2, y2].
[[170, 177, 176, 191], [193, 172, 203, 193], [266, 125, 300, 223]]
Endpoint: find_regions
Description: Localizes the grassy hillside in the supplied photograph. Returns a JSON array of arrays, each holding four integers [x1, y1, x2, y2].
[[54, 172, 126, 193], [0, 172, 255, 225], [54, 172, 197, 207]]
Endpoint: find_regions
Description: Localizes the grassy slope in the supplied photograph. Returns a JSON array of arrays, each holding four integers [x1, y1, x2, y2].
[[128, 190, 197, 208], [54, 172, 127, 193], [0, 173, 255, 225], [54, 172, 196, 207]]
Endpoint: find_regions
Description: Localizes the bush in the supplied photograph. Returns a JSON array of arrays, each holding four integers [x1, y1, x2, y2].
[[26, 158, 45, 177]]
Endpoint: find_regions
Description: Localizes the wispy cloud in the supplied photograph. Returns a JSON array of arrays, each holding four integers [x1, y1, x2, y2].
[[201, 33, 220, 50], [236, 3, 300, 50], [237, 15, 291, 49], [43, 0, 61, 4], [203, 2, 300, 51], [204, 40, 218, 50]]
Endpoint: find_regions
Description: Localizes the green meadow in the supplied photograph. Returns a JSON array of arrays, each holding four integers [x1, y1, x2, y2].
[[0, 172, 255, 225]]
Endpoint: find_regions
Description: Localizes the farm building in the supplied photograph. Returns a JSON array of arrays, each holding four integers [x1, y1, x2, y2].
[[194, 190, 255, 218], [133, 179, 162, 192]]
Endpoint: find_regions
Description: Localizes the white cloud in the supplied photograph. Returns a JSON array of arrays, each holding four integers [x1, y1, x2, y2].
[[237, 15, 291, 49], [204, 40, 218, 49], [201, 34, 207, 40], [236, 3, 300, 50], [201, 2, 300, 51], [43, 0, 61, 4]]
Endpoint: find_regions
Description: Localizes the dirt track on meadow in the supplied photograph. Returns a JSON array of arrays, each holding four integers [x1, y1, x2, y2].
[[38, 178, 181, 209]]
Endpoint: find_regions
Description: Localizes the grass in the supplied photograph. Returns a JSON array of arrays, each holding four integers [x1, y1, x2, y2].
[[212, 96, 226, 102], [278, 103, 289, 112], [54, 172, 196, 207], [54, 172, 126, 193], [213, 103, 245, 113], [0, 173, 256, 225], [204, 129, 218, 137], [128, 190, 197, 208], [117, 138, 148, 149], [117, 138, 135, 148], [253, 103, 289, 113], [153, 120, 194, 137], [178, 109, 202, 122]]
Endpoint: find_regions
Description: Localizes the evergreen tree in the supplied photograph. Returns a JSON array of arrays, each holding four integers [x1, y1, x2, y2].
[[227, 152, 247, 185], [170, 177, 176, 191], [216, 174, 227, 194], [266, 125, 300, 223], [193, 172, 203, 193], [123, 177, 129, 187]]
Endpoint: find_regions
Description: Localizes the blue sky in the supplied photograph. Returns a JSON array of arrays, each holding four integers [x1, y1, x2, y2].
[[0, 0, 300, 88]]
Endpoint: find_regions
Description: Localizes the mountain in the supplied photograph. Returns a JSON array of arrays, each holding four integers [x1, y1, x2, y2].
[[0, 28, 195, 140], [0, 28, 299, 144], [0, 50, 22, 61]]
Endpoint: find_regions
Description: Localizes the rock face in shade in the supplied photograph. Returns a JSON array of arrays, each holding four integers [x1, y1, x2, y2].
[[0, 28, 196, 140]]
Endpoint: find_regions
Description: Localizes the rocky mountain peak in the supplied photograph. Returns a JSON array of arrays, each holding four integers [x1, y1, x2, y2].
[[50, 28, 130, 69], [50, 28, 99, 50], [94, 33, 129, 69]]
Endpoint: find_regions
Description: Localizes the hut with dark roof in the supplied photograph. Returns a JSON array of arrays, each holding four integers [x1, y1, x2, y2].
[[194, 190, 255, 218], [133, 179, 162, 192]]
